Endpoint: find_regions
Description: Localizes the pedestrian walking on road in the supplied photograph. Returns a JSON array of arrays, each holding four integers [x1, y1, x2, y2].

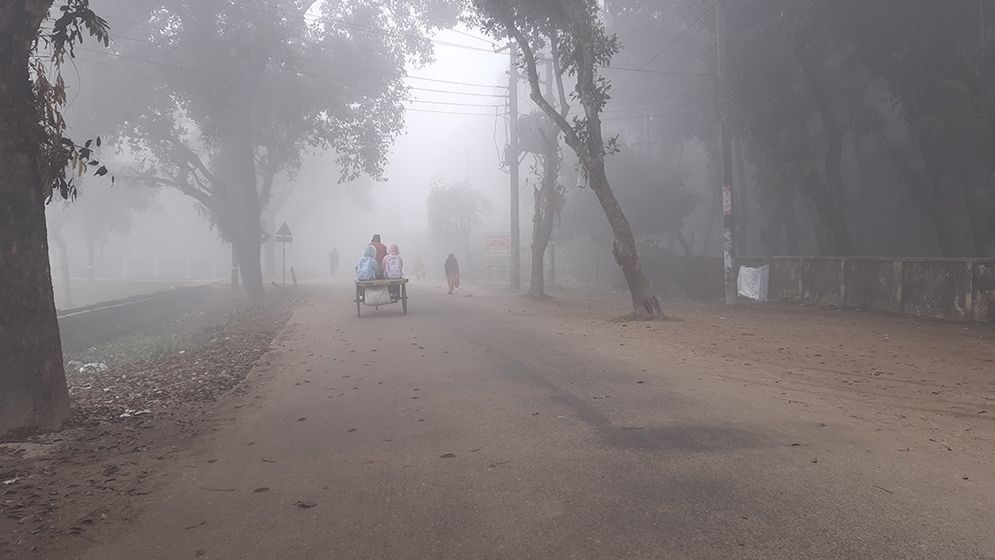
[[444, 253, 460, 294], [329, 248, 339, 276], [413, 253, 426, 280]]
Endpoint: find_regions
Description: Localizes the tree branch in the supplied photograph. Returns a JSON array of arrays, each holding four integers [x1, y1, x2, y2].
[[501, 15, 584, 156], [166, 138, 219, 188], [123, 173, 217, 213], [180, 148, 219, 188], [549, 29, 571, 120]]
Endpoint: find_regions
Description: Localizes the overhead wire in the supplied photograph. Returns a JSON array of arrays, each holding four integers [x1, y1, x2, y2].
[[601, 65, 714, 77], [406, 107, 505, 117], [72, 52, 507, 116], [449, 28, 498, 46], [99, 18, 508, 91], [614, 0, 719, 88], [75, 30, 509, 108], [406, 99, 502, 108], [194, 1, 504, 56]]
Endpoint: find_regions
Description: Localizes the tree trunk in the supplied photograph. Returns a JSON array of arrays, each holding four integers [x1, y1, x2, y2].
[[529, 138, 559, 298], [795, 41, 855, 256], [52, 231, 72, 308], [505, 21, 661, 317], [462, 234, 472, 281], [851, 135, 873, 254], [734, 135, 750, 256], [962, 171, 992, 258], [86, 237, 95, 281], [262, 215, 276, 281], [230, 243, 240, 286], [221, 95, 264, 299], [926, 172, 957, 257], [574, 46, 661, 317], [588, 163, 662, 317], [234, 230, 263, 297], [0, 0, 71, 437]]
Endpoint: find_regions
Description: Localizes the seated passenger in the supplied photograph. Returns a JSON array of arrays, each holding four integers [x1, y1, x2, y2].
[[382, 243, 404, 299], [382, 243, 404, 279], [356, 245, 379, 281]]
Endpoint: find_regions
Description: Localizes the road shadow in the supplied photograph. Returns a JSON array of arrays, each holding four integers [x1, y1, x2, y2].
[[548, 393, 766, 453]]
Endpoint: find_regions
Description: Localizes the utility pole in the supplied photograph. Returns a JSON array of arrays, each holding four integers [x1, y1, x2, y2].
[[545, 56, 557, 289], [716, 0, 737, 305], [509, 43, 521, 290], [230, 244, 239, 286]]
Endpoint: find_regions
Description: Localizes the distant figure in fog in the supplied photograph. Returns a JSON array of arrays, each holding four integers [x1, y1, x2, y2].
[[413, 253, 426, 280], [329, 248, 339, 276], [444, 253, 460, 294]]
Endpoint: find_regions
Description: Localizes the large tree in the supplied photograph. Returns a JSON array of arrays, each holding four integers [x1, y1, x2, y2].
[[73, 0, 455, 298], [426, 178, 491, 272], [472, 0, 664, 317], [1, 0, 109, 436]]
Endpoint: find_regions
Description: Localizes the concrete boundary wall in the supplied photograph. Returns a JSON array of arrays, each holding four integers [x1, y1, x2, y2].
[[641, 254, 995, 323], [738, 256, 995, 322]]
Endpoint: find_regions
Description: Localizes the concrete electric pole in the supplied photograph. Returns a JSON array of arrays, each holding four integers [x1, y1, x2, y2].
[[716, 0, 737, 305], [509, 43, 521, 291]]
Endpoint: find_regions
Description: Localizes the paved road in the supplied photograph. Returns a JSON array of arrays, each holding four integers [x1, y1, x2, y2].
[[82, 283, 995, 559]]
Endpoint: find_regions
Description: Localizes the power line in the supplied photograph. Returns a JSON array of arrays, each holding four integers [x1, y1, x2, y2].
[[406, 107, 506, 117], [407, 99, 502, 108], [406, 86, 506, 98], [599, 102, 704, 115], [406, 75, 505, 89], [107, 32, 507, 97], [82, 31, 507, 98], [600, 110, 711, 122], [73, 52, 502, 114], [601, 65, 714, 78], [615, 0, 719, 88], [448, 28, 498, 46], [103, 10, 501, 61], [609, 90, 715, 103], [101, 12, 509, 90], [208, 2, 502, 56]]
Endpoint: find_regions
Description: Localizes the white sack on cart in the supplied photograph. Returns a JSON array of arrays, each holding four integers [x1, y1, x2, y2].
[[365, 286, 392, 306]]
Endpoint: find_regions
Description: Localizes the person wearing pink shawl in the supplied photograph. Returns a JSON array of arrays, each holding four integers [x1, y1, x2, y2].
[[382, 242, 404, 298]]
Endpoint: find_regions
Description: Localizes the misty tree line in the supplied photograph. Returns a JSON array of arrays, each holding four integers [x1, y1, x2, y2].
[[61, 0, 457, 299], [584, 0, 995, 259]]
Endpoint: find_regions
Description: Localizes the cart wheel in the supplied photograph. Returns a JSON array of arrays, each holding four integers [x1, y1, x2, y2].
[[402, 283, 408, 315], [356, 286, 362, 318]]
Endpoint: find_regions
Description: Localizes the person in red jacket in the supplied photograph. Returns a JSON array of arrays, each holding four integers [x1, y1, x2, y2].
[[370, 234, 388, 278]]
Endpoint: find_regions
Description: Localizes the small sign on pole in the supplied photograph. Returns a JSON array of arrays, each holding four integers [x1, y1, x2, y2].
[[276, 222, 293, 286], [722, 185, 733, 217]]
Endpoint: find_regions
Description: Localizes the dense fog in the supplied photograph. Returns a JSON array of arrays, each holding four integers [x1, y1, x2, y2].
[[45, 0, 995, 309]]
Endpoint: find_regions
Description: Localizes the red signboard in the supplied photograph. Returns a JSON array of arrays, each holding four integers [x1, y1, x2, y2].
[[485, 233, 511, 256]]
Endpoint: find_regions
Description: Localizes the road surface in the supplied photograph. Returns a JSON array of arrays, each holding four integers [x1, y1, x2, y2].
[[80, 282, 995, 559]]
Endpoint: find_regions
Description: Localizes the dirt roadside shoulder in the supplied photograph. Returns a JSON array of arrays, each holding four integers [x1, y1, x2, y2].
[[0, 287, 304, 560], [460, 285, 995, 463]]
